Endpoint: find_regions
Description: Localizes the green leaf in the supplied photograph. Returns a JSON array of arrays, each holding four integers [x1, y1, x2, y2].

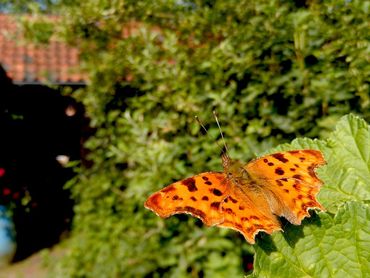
[[320, 114, 370, 211], [250, 115, 370, 277], [272, 114, 370, 212], [251, 201, 370, 278]]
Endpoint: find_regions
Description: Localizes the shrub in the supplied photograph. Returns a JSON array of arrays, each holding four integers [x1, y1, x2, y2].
[[14, 0, 370, 277]]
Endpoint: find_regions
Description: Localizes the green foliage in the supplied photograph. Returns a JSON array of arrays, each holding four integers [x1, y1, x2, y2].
[[253, 201, 370, 278], [14, 0, 370, 277], [251, 114, 370, 277], [274, 114, 370, 212], [21, 17, 55, 44]]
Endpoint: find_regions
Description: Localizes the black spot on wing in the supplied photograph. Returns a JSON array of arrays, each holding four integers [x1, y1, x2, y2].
[[235, 223, 243, 230], [276, 180, 284, 187], [183, 206, 206, 219], [224, 208, 235, 215], [272, 153, 289, 163], [306, 201, 316, 207], [182, 177, 197, 192], [211, 202, 221, 210], [275, 168, 284, 175], [210, 188, 223, 196], [228, 196, 238, 203]]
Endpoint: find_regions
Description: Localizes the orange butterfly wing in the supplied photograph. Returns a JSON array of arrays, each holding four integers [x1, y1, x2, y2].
[[218, 188, 281, 243], [244, 150, 325, 225], [145, 172, 229, 226], [145, 172, 282, 243], [145, 150, 326, 244]]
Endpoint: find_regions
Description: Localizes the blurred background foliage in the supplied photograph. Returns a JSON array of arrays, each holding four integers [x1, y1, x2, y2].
[[4, 0, 370, 277]]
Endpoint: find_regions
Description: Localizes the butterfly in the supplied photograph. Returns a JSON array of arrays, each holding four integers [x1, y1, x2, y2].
[[144, 149, 326, 244]]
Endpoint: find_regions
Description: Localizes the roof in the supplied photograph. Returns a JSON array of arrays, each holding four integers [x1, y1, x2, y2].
[[0, 14, 84, 85]]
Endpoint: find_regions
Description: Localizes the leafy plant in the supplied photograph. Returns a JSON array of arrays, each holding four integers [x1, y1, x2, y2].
[[251, 114, 370, 277], [6, 0, 370, 277]]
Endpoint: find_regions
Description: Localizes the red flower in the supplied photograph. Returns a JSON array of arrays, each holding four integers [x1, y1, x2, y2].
[[0, 168, 5, 177], [3, 187, 11, 196], [12, 192, 20, 199], [246, 262, 253, 271]]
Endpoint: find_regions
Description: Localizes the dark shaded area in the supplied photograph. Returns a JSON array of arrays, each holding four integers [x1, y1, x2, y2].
[[255, 233, 278, 255], [241, 248, 254, 273], [0, 65, 86, 261], [281, 212, 323, 248]]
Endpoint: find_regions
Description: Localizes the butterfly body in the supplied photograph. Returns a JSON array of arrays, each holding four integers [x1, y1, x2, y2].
[[145, 150, 326, 244]]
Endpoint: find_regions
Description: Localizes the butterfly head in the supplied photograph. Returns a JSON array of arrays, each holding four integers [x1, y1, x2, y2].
[[222, 154, 244, 179]]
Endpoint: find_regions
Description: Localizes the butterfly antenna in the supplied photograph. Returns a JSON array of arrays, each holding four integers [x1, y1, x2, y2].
[[213, 110, 230, 156], [195, 116, 209, 135], [195, 115, 227, 157]]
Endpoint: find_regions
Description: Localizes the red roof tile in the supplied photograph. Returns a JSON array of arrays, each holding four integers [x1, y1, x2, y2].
[[0, 14, 85, 84]]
